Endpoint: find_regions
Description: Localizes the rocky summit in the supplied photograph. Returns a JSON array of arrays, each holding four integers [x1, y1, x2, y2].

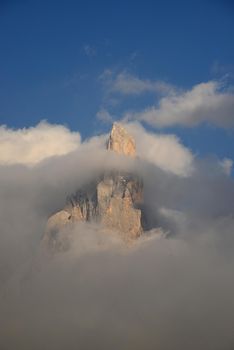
[[107, 122, 136, 157], [43, 123, 144, 251]]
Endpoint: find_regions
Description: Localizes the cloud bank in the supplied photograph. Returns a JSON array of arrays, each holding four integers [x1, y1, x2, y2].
[[0, 120, 193, 176], [0, 121, 234, 350]]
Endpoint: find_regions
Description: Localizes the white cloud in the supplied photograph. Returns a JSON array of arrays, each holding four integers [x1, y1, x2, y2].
[[0, 121, 81, 166], [3, 120, 233, 181], [126, 80, 234, 128], [126, 122, 194, 177], [0, 119, 194, 177]]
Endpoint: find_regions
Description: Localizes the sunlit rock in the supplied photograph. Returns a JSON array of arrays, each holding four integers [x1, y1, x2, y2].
[[43, 123, 144, 251], [107, 122, 136, 157]]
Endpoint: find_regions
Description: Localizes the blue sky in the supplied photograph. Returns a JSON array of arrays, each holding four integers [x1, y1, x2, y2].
[[0, 0, 234, 160]]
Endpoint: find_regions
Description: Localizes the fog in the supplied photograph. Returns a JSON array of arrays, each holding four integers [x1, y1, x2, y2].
[[0, 122, 234, 350]]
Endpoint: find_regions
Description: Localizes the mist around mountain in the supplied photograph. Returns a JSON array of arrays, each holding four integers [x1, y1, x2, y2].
[[1, 122, 234, 349]]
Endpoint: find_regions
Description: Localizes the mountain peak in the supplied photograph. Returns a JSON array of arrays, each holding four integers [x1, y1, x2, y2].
[[43, 123, 144, 252], [107, 122, 136, 157]]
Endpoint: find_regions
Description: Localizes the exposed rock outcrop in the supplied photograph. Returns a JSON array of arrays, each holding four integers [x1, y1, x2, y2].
[[43, 123, 144, 251], [107, 122, 136, 157]]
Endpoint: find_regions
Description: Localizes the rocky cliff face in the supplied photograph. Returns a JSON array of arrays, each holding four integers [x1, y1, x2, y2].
[[43, 123, 144, 251]]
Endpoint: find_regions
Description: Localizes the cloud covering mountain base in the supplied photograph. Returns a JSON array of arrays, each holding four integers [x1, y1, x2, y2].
[[0, 122, 234, 350]]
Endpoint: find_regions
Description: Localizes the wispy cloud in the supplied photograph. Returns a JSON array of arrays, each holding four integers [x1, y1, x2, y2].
[[211, 60, 234, 79], [96, 109, 115, 124], [83, 44, 97, 57], [99, 69, 175, 96]]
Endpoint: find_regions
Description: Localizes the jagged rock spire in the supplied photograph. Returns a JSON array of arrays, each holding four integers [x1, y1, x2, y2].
[[107, 122, 136, 157], [43, 123, 143, 252]]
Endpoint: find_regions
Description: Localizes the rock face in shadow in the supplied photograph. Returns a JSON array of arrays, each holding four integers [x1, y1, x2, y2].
[[97, 171, 143, 239], [43, 123, 144, 251]]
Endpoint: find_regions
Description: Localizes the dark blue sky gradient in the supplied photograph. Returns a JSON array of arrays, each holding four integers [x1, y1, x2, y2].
[[0, 0, 234, 158]]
